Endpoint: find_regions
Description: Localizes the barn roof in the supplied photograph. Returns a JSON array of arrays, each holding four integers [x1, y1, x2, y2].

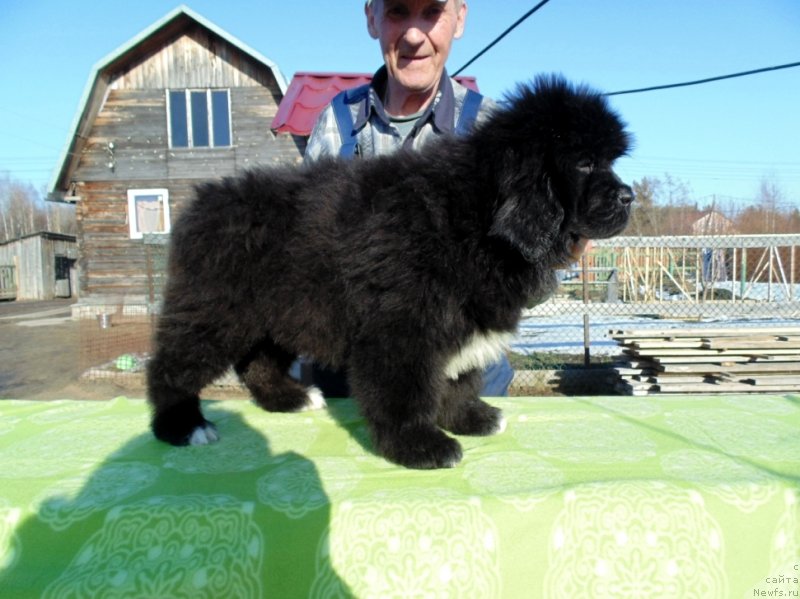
[[271, 72, 480, 136], [49, 5, 288, 196]]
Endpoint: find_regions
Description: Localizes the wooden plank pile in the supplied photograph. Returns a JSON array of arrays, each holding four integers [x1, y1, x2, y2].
[[610, 326, 800, 395]]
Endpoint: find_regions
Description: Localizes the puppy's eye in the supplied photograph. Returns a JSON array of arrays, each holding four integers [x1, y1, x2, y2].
[[577, 160, 594, 175]]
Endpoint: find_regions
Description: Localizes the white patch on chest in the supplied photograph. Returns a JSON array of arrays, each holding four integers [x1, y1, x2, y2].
[[444, 330, 514, 380]]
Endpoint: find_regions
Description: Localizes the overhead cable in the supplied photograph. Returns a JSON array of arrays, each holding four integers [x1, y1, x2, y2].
[[606, 61, 800, 96], [453, 0, 553, 76]]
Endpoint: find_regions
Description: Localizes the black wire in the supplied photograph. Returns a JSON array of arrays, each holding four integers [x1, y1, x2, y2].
[[454, 2, 797, 97], [606, 61, 800, 96], [453, 0, 553, 77]]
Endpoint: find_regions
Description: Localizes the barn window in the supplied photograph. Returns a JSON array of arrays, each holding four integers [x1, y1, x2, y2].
[[167, 89, 231, 148], [127, 189, 171, 240]]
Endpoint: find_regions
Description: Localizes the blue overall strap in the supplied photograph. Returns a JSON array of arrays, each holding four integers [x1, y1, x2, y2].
[[454, 88, 484, 136], [330, 88, 363, 159]]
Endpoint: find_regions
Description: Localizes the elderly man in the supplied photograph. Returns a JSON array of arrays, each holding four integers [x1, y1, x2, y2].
[[303, 0, 514, 397], [306, 0, 486, 158]]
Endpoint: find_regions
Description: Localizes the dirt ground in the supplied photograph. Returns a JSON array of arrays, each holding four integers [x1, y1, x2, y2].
[[0, 299, 566, 401], [0, 299, 144, 400]]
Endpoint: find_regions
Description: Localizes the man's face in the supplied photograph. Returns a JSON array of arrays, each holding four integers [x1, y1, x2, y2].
[[367, 0, 466, 102]]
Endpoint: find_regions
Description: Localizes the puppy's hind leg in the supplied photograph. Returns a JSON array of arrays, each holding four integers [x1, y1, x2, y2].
[[236, 337, 326, 413], [438, 370, 506, 436]]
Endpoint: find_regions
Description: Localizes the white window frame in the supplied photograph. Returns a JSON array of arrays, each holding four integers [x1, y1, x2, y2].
[[127, 188, 171, 240], [167, 89, 232, 149]]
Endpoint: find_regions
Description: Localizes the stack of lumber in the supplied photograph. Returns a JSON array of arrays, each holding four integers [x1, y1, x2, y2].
[[610, 326, 800, 395]]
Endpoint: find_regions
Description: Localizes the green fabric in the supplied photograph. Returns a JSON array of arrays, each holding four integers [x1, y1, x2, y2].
[[0, 395, 798, 598]]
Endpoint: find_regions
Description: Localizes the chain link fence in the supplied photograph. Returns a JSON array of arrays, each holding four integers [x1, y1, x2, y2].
[[511, 233, 800, 393], [79, 233, 800, 394], [78, 234, 167, 385]]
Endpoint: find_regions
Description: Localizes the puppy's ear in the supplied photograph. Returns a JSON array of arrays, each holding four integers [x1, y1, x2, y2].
[[489, 186, 564, 262]]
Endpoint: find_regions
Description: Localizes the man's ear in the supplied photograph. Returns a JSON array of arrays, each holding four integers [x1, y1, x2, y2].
[[366, 1, 380, 39], [489, 188, 564, 262], [454, 1, 467, 39]]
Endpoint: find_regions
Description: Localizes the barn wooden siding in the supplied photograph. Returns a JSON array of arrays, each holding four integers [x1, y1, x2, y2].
[[0, 233, 78, 300], [0, 266, 15, 300], [71, 27, 303, 302]]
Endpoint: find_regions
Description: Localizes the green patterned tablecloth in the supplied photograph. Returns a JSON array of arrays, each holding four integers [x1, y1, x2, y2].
[[0, 395, 798, 598]]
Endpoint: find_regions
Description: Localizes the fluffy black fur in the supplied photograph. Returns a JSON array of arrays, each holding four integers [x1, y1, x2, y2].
[[147, 75, 634, 469]]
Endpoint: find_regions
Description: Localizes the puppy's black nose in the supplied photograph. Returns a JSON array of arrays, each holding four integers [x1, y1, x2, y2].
[[617, 185, 634, 206]]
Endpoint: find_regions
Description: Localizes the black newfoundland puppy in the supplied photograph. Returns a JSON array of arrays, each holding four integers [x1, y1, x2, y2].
[[148, 75, 633, 469]]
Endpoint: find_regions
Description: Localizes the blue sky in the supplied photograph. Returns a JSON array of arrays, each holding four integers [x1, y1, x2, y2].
[[2, 0, 799, 209]]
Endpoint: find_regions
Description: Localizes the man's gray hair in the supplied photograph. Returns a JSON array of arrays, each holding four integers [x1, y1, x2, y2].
[[367, 0, 463, 6]]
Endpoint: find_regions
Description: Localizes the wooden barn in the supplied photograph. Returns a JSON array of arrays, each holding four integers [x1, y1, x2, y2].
[[0, 232, 78, 301], [49, 6, 300, 309]]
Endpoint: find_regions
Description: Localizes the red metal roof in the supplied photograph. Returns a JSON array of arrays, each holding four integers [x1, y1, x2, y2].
[[271, 72, 479, 136]]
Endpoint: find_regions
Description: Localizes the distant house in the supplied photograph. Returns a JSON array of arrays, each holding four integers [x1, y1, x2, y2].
[[0, 232, 78, 301], [49, 6, 298, 307], [691, 210, 737, 236], [692, 211, 738, 283]]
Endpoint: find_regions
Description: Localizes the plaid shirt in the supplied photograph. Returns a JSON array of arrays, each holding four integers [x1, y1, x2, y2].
[[304, 67, 496, 162]]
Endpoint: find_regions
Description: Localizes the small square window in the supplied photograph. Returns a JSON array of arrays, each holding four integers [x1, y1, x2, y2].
[[127, 189, 170, 240]]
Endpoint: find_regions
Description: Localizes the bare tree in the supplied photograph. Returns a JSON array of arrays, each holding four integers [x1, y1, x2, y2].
[[625, 175, 696, 236], [627, 177, 660, 235], [662, 173, 692, 206], [0, 174, 74, 242], [756, 176, 784, 233]]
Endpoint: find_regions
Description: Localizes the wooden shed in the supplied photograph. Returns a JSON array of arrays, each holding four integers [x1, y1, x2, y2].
[[49, 6, 300, 307], [0, 232, 78, 301]]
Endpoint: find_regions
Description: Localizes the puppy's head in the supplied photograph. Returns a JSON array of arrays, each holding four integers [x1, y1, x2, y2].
[[486, 75, 633, 265]]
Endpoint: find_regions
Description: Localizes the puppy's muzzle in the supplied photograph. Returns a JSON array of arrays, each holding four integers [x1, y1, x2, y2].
[[617, 184, 635, 206], [609, 169, 634, 207]]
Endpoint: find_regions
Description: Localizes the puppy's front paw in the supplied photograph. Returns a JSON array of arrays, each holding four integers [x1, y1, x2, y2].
[[375, 424, 463, 469], [300, 386, 327, 411], [152, 405, 217, 447], [188, 422, 220, 446]]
